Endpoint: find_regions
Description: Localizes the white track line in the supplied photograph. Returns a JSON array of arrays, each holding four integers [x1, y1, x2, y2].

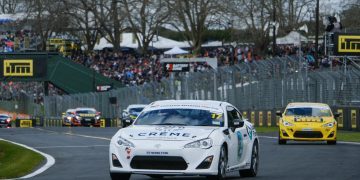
[[0, 138, 55, 179], [34, 145, 108, 149], [64, 132, 111, 141], [36, 128, 111, 141], [259, 135, 360, 145]]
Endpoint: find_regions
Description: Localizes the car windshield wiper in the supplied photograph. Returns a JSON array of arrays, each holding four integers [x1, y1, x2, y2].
[[152, 123, 187, 126]]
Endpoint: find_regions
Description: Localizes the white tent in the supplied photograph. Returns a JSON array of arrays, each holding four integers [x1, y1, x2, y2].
[[276, 31, 308, 45], [93, 33, 189, 50], [164, 46, 189, 55]]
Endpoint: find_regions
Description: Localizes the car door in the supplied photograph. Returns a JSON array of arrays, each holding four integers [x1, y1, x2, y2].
[[234, 109, 251, 165], [226, 106, 247, 169]]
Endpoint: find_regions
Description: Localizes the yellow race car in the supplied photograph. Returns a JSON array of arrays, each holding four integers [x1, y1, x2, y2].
[[276, 102, 340, 145]]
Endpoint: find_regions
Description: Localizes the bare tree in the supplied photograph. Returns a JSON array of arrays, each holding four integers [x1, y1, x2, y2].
[[166, 0, 224, 54], [62, 0, 100, 51], [0, 0, 21, 14], [341, 0, 360, 32], [122, 0, 169, 55], [81, 0, 126, 52], [274, 0, 314, 34], [228, 0, 272, 53], [24, 0, 70, 50]]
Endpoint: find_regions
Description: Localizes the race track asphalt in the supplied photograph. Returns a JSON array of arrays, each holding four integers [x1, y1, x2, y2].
[[0, 127, 359, 180]]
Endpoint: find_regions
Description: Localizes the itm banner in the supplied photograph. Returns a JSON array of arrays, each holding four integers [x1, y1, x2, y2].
[[16, 119, 35, 128], [0, 57, 47, 78]]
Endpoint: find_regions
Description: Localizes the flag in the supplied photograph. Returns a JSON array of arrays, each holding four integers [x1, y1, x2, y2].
[[298, 24, 308, 33]]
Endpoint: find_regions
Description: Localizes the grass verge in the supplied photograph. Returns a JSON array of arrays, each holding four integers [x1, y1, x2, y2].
[[0, 140, 44, 179], [255, 126, 360, 143]]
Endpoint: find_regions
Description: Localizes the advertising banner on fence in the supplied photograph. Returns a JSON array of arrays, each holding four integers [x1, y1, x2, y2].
[[19, 119, 33, 128]]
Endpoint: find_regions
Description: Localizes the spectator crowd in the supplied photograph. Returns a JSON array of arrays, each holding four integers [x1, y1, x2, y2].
[[0, 30, 343, 103]]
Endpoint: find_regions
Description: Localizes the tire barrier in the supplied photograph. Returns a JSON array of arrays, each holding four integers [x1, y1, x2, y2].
[[240, 106, 360, 131]]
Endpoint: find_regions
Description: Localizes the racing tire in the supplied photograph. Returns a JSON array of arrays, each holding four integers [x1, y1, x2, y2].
[[278, 131, 287, 145], [147, 175, 164, 179], [110, 172, 131, 180], [240, 141, 259, 177], [206, 145, 227, 180], [327, 140, 337, 145]]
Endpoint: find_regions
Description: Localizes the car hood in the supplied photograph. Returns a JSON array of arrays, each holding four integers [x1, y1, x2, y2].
[[119, 125, 218, 141]]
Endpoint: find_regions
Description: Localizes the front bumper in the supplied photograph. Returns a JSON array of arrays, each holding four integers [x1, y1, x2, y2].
[[109, 141, 221, 175], [80, 118, 100, 126], [0, 123, 11, 128], [279, 125, 337, 141]]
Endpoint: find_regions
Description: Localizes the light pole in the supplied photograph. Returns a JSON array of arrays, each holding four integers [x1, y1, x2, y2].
[[272, 0, 277, 56], [315, 0, 319, 67]]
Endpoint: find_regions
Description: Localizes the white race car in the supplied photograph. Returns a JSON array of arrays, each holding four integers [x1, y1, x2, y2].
[[109, 100, 259, 180]]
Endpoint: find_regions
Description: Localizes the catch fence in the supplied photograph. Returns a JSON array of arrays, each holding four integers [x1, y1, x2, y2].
[[44, 56, 360, 128]]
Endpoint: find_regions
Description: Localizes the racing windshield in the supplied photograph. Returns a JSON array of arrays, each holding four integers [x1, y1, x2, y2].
[[76, 110, 96, 114], [134, 108, 224, 127], [0, 115, 9, 119], [129, 108, 144, 114], [285, 107, 332, 117]]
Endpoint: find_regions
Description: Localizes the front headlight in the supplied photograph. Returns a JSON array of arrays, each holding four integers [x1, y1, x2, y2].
[[95, 116, 100, 120], [323, 122, 335, 128], [184, 138, 213, 149], [76, 115, 82, 120], [117, 136, 135, 147], [282, 120, 294, 127]]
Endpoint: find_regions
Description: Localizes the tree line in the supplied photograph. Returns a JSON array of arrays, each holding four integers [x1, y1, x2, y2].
[[1, 0, 359, 55]]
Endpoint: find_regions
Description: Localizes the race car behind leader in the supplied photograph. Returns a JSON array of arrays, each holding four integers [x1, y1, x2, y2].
[[277, 102, 340, 145]]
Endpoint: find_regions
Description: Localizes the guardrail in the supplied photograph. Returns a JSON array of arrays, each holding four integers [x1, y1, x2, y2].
[[13, 117, 121, 128], [13, 107, 359, 131]]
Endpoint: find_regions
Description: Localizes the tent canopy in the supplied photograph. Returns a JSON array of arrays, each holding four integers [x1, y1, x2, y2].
[[276, 31, 308, 45], [164, 46, 188, 55], [93, 33, 189, 50]]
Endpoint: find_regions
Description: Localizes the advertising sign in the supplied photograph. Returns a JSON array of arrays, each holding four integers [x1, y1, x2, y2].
[[334, 33, 360, 56]]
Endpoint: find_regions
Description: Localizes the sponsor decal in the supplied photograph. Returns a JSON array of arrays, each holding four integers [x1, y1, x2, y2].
[[246, 125, 253, 140], [236, 131, 244, 160], [138, 132, 190, 137], [3, 59, 33, 77], [155, 126, 185, 132], [146, 151, 169, 155], [211, 113, 223, 126], [79, 113, 96, 117]]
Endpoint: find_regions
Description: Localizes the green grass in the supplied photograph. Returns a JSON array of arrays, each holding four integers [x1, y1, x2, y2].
[[0, 140, 44, 179], [254, 126, 279, 133], [337, 131, 360, 142], [255, 126, 360, 143]]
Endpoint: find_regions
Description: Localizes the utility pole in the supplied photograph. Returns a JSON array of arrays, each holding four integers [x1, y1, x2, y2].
[[315, 0, 319, 67], [272, 0, 276, 56]]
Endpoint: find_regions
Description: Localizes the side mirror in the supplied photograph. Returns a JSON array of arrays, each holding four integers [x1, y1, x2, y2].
[[333, 112, 341, 118], [233, 119, 244, 128], [276, 111, 282, 117]]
